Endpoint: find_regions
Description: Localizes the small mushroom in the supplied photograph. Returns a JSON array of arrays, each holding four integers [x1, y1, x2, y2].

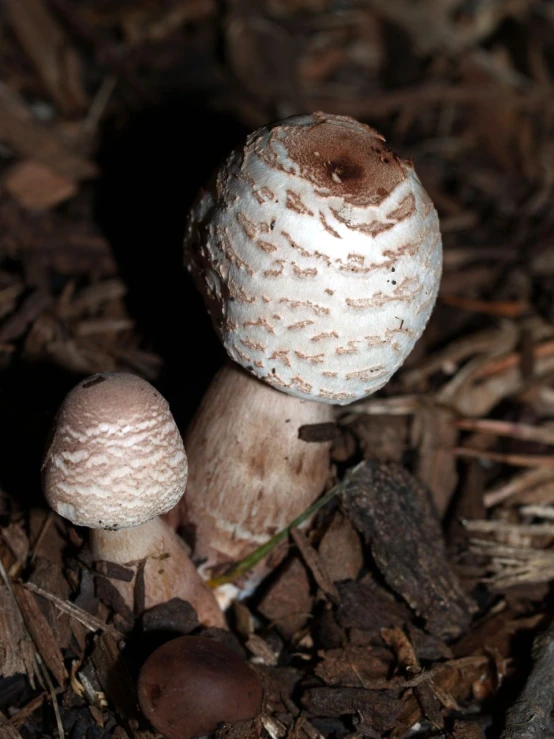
[[174, 111, 442, 600], [42, 372, 224, 628], [138, 635, 263, 739]]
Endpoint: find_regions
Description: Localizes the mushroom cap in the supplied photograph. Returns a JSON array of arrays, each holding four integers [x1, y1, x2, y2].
[[137, 636, 263, 739], [185, 111, 442, 405], [42, 372, 188, 529]]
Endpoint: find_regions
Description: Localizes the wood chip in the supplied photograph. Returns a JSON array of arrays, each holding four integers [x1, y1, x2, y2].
[[141, 598, 199, 634], [246, 634, 279, 666], [298, 422, 338, 442], [28, 558, 72, 650], [23, 580, 121, 637], [340, 461, 477, 639], [95, 560, 135, 583], [382, 625, 444, 729], [0, 521, 30, 565], [336, 577, 410, 636], [3, 160, 77, 210], [290, 528, 339, 603], [452, 720, 486, 738], [214, 716, 262, 739], [390, 656, 490, 738], [11, 582, 67, 686], [381, 626, 418, 671], [0, 288, 52, 343], [302, 687, 401, 731], [258, 557, 313, 639], [0, 583, 31, 678], [95, 576, 134, 629], [5, 0, 87, 115], [412, 404, 458, 516], [0, 712, 23, 739], [314, 645, 391, 687], [318, 511, 363, 583], [0, 83, 96, 181], [348, 414, 410, 463]]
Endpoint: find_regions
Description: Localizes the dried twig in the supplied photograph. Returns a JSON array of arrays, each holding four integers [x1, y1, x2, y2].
[[465, 520, 554, 537], [439, 295, 528, 318], [34, 653, 64, 739], [456, 418, 554, 447], [24, 581, 124, 637], [454, 447, 554, 468], [469, 539, 554, 590], [484, 468, 554, 508]]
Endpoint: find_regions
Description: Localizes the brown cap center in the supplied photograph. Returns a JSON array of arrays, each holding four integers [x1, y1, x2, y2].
[[279, 116, 407, 207]]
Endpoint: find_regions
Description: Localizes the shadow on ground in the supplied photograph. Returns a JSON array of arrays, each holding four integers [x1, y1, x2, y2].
[[95, 98, 248, 427]]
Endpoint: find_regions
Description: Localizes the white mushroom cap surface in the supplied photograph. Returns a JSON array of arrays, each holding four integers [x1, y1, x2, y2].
[[185, 112, 442, 405], [42, 372, 188, 529]]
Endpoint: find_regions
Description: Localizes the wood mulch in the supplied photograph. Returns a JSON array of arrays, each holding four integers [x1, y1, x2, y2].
[[2, 1, 554, 737]]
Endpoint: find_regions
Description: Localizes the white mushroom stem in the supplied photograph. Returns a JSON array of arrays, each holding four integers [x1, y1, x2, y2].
[[166, 362, 333, 599], [91, 517, 225, 628]]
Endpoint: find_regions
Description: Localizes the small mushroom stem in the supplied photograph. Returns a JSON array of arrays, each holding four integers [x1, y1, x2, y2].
[[165, 362, 333, 597], [91, 517, 225, 628]]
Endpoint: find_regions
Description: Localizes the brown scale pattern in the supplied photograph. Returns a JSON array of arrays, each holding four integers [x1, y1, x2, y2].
[[184, 112, 442, 404]]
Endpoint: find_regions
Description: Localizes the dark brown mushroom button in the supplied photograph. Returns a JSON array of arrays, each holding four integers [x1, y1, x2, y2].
[[138, 636, 263, 739]]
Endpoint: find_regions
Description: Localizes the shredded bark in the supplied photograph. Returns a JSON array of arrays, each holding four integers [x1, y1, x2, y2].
[[340, 461, 477, 639]]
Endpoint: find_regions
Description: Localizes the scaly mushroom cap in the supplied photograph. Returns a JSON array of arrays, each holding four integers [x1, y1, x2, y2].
[[42, 372, 188, 529], [185, 111, 442, 405]]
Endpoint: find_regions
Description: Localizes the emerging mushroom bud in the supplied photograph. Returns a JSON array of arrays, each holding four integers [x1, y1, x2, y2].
[[42, 372, 224, 628], [185, 111, 442, 405], [138, 636, 263, 739]]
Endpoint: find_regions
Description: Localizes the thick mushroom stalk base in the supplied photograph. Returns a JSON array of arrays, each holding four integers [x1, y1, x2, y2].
[[166, 362, 333, 599], [90, 517, 225, 628]]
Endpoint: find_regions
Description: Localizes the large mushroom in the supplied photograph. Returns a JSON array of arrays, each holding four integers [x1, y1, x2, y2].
[[172, 112, 442, 596], [42, 372, 224, 627]]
